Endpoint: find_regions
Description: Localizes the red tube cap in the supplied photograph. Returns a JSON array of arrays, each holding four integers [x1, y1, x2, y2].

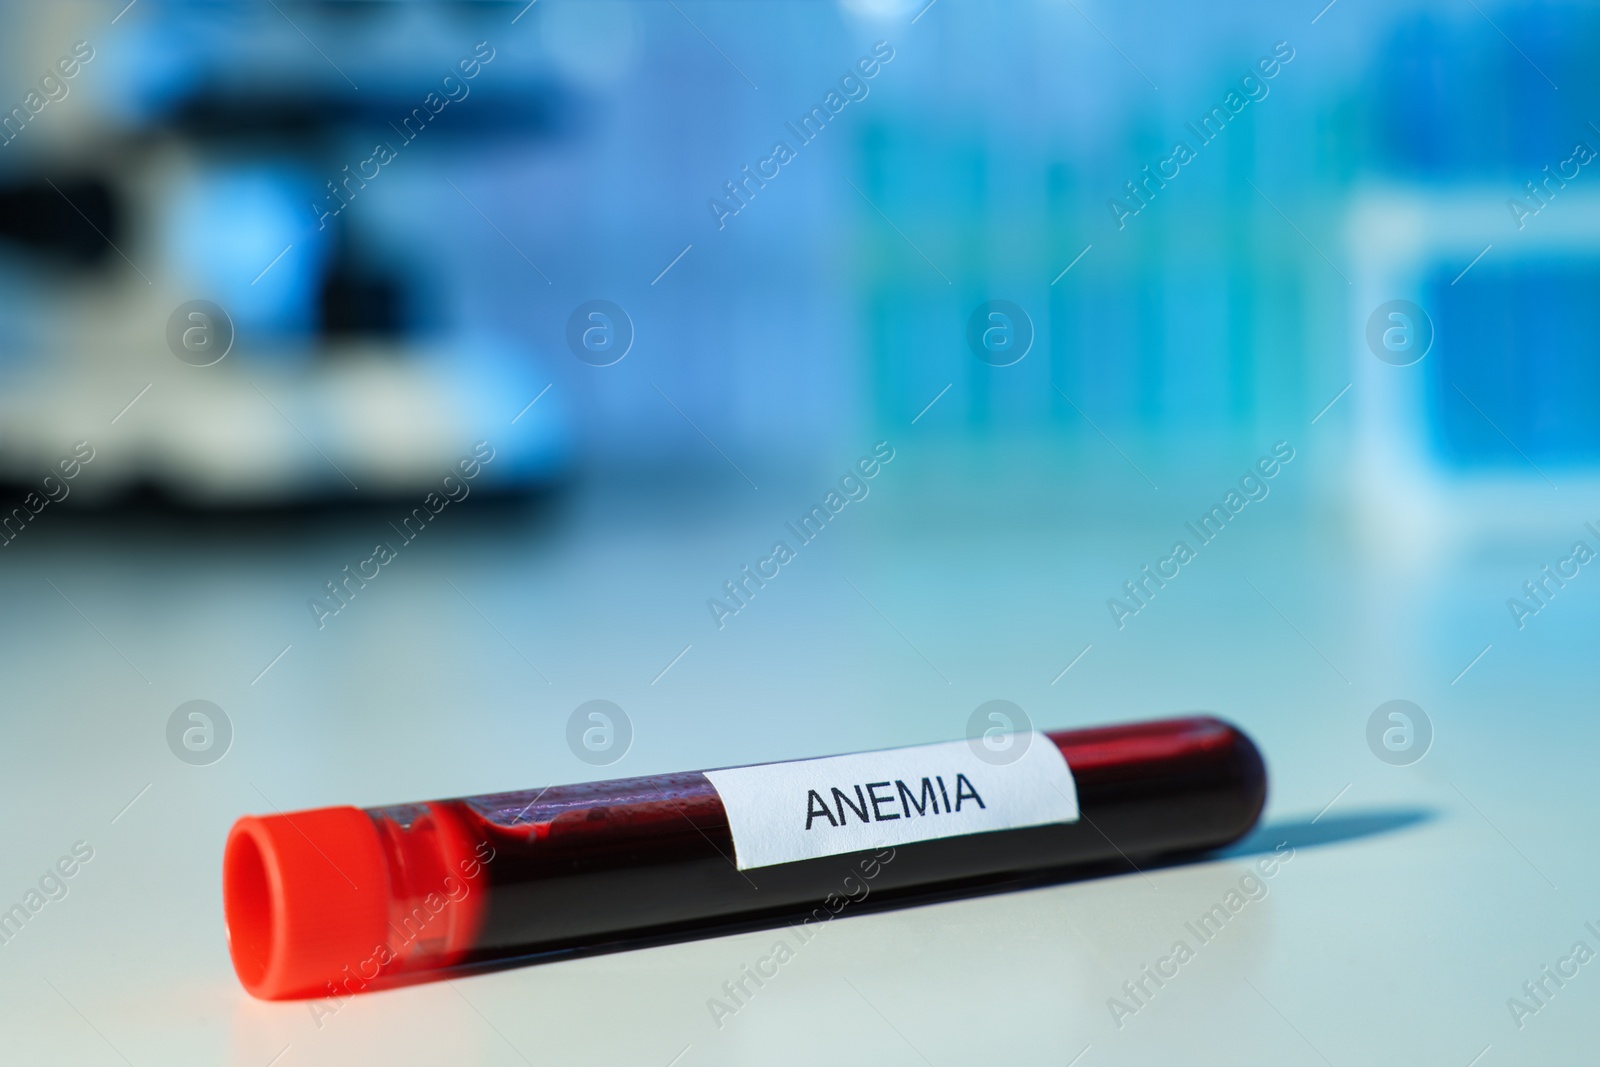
[[224, 806, 389, 1000]]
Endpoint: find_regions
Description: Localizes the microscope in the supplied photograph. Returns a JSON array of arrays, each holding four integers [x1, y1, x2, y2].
[[0, 2, 572, 508]]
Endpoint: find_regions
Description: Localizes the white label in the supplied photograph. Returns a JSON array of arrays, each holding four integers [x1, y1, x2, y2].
[[703, 733, 1079, 870]]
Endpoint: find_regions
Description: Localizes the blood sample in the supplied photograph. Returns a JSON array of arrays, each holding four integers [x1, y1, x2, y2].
[[223, 715, 1265, 1000]]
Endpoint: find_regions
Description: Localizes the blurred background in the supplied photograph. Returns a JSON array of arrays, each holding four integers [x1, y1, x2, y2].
[[4, 1, 1600, 1064], [7, 0, 1600, 501]]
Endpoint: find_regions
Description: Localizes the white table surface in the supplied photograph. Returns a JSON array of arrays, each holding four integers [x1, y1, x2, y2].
[[0, 435, 1592, 1067]]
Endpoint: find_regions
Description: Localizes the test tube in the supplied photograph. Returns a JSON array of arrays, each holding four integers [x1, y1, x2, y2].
[[223, 715, 1265, 999]]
